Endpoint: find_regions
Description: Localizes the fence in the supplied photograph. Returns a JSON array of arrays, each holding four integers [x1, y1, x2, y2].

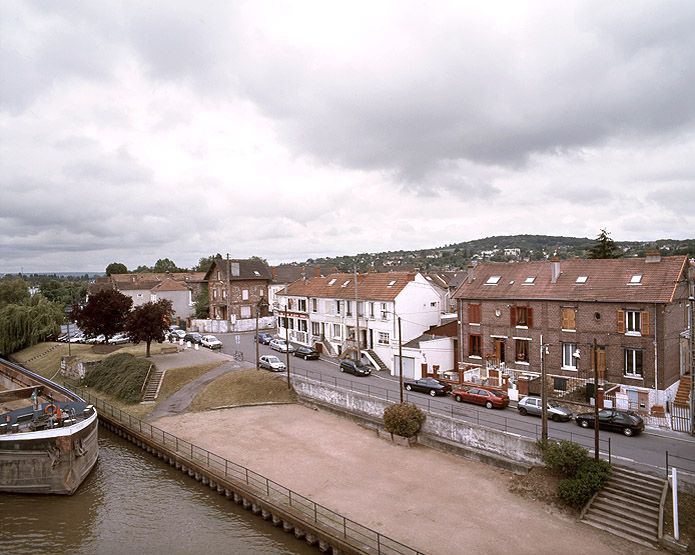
[[70, 385, 423, 555]]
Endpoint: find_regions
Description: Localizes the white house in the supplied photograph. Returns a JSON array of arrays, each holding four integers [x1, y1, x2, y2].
[[275, 271, 442, 374]]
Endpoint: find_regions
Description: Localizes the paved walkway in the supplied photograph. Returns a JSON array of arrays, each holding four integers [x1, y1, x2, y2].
[[153, 403, 659, 555]]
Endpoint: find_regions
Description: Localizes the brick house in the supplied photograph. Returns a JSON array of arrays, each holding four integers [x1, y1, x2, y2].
[[453, 255, 691, 414], [204, 258, 272, 321]]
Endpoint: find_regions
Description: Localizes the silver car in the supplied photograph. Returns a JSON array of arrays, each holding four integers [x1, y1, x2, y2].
[[517, 396, 573, 422]]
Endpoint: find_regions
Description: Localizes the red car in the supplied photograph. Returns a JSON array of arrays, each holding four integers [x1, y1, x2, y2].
[[452, 387, 509, 409]]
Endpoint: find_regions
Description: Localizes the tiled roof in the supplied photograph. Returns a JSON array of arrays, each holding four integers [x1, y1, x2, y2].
[[110, 272, 206, 284], [423, 273, 450, 289], [152, 278, 189, 292], [453, 256, 688, 303], [205, 259, 272, 281], [282, 271, 417, 301], [271, 264, 338, 284]]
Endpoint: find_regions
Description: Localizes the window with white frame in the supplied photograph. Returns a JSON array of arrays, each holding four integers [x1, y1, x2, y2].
[[369, 302, 374, 318], [381, 303, 388, 319], [515, 339, 529, 362], [625, 310, 641, 334], [242, 289, 249, 301], [240, 306, 251, 318], [333, 323, 341, 339], [311, 298, 317, 312], [562, 343, 578, 369], [312, 322, 321, 336], [336, 300, 341, 314], [377, 332, 390, 345], [624, 348, 643, 377], [298, 319, 307, 332], [346, 300, 352, 316], [222, 289, 227, 299], [298, 299, 307, 312]]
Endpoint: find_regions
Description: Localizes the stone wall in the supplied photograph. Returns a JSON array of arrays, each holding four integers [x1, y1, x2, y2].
[[291, 374, 542, 468], [189, 316, 276, 334]]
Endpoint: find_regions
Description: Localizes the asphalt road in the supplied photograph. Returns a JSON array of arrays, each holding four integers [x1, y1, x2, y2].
[[217, 330, 695, 478]]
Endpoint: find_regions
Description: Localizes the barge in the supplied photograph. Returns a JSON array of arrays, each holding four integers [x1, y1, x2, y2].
[[0, 357, 98, 494]]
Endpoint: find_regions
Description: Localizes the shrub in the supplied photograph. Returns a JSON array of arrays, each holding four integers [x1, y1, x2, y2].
[[538, 439, 588, 477], [557, 459, 611, 509], [383, 403, 426, 438], [83, 352, 153, 403]]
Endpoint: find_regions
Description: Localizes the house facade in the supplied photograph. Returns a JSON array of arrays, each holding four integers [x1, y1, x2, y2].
[[453, 255, 691, 414], [90, 272, 206, 320], [204, 258, 272, 321], [275, 271, 442, 374]]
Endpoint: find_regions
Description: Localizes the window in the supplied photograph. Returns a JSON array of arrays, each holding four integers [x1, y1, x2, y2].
[[629, 274, 642, 284], [298, 299, 307, 312], [242, 289, 249, 301], [561, 307, 576, 331], [342, 280, 350, 287], [328, 278, 337, 286], [333, 323, 341, 339], [312, 322, 321, 336], [523, 276, 536, 284], [378, 332, 390, 345], [469, 334, 482, 357], [553, 377, 568, 391], [486, 276, 501, 285], [216, 271, 221, 281], [222, 289, 227, 299], [468, 303, 481, 325], [430, 301, 437, 307], [311, 298, 317, 312], [515, 340, 529, 362], [618, 310, 650, 336], [381, 303, 388, 320], [240, 306, 251, 318], [576, 276, 588, 284], [346, 300, 352, 316], [387, 280, 396, 287], [511, 306, 533, 327], [369, 302, 375, 318], [624, 348, 643, 377], [212, 289, 218, 300], [562, 343, 578, 369], [298, 319, 307, 332], [336, 300, 341, 314]]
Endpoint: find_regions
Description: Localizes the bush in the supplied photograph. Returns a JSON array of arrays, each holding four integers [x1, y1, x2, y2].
[[383, 403, 426, 438], [538, 439, 588, 477], [83, 352, 153, 403], [557, 459, 611, 509]]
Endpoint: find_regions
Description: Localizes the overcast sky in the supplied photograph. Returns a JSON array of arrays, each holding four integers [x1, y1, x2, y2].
[[1, 1, 694, 273]]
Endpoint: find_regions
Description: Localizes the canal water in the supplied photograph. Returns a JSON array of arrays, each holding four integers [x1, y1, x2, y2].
[[0, 429, 315, 555]]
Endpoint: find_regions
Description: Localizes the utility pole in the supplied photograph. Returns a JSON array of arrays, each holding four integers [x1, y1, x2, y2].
[[540, 335, 547, 442], [398, 315, 404, 404], [285, 305, 291, 390], [255, 304, 260, 372], [354, 265, 361, 362], [226, 253, 231, 327], [689, 264, 695, 436], [593, 337, 600, 460]]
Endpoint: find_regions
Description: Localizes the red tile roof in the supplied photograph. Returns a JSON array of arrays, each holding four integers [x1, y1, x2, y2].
[[452, 256, 688, 304], [283, 272, 417, 301]]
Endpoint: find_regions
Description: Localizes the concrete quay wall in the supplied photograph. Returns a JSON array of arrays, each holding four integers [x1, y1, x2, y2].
[[291, 375, 542, 471]]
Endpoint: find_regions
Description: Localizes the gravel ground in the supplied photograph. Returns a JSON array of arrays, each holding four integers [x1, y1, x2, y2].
[[153, 403, 660, 555]]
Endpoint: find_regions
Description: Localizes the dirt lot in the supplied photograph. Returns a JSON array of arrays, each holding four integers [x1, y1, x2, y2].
[[153, 402, 660, 555]]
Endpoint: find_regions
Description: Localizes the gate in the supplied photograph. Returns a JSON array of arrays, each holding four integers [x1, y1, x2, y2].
[[671, 403, 692, 433]]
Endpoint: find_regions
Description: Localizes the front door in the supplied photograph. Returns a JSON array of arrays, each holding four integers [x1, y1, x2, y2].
[[494, 339, 506, 364]]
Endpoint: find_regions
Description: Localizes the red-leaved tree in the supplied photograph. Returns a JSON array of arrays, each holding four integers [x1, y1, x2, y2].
[[76, 289, 132, 343], [125, 299, 174, 357]]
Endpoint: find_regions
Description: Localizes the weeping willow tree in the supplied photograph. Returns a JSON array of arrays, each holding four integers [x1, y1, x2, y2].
[[0, 294, 63, 356]]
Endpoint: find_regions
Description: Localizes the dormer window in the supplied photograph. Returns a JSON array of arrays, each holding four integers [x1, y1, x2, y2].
[[576, 276, 588, 284], [629, 274, 642, 284], [253, 270, 261, 277], [486, 276, 501, 285], [523, 277, 536, 285]]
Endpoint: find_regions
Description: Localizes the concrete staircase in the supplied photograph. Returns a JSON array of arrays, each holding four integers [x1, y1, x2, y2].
[[581, 466, 665, 548], [364, 349, 389, 372], [142, 368, 164, 402], [674, 374, 692, 406]]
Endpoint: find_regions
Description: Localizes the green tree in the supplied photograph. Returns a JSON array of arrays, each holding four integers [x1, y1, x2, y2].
[[153, 258, 179, 273], [105, 262, 128, 275], [0, 294, 63, 355], [194, 254, 222, 273], [0, 277, 30, 308], [193, 288, 209, 319], [133, 265, 151, 273], [125, 299, 174, 357], [76, 289, 133, 343], [588, 229, 621, 259]]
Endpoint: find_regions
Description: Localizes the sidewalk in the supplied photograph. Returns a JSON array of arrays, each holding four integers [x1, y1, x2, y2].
[[153, 403, 659, 555]]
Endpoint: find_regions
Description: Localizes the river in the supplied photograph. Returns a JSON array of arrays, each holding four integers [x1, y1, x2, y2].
[[0, 429, 315, 555]]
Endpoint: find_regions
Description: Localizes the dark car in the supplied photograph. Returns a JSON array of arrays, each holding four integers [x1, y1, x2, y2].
[[256, 332, 273, 345], [452, 387, 509, 409], [339, 359, 372, 376], [183, 332, 203, 345], [404, 378, 451, 397], [294, 346, 320, 360], [169, 329, 186, 342], [575, 409, 645, 437]]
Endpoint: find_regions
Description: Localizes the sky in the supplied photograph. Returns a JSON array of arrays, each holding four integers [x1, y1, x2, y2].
[[1, 1, 694, 273]]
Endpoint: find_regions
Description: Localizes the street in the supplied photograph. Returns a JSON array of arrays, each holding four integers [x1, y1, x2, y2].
[[216, 330, 695, 478]]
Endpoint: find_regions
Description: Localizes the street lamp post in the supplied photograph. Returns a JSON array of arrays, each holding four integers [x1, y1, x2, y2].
[[540, 336, 548, 442], [398, 315, 403, 404], [64, 305, 73, 357], [592, 338, 600, 461]]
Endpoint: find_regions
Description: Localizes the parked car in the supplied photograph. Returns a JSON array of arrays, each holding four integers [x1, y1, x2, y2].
[[168, 325, 181, 332], [575, 409, 645, 437], [169, 329, 186, 342], [259, 355, 286, 372], [452, 387, 509, 409], [294, 346, 320, 360], [404, 377, 451, 397], [517, 396, 573, 422], [108, 333, 129, 345], [85, 334, 106, 344], [69, 333, 86, 343], [269, 339, 296, 353], [339, 359, 372, 376], [201, 335, 223, 349], [183, 332, 203, 345], [255, 332, 273, 345]]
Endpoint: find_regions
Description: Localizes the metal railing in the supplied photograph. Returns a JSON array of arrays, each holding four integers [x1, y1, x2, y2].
[[665, 452, 695, 479], [71, 385, 424, 555]]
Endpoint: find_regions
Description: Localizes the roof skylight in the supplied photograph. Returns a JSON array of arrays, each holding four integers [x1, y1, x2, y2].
[[576, 276, 588, 284], [328, 278, 337, 286], [341, 280, 351, 287], [486, 276, 501, 285], [523, 276, 536, 284], [387, 280, 397, 287], [629, 274, 642, 284]]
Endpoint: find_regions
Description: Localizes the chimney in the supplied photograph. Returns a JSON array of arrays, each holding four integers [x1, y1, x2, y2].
[[645, 249, 661, 264], [551, 261, 561, 284]]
